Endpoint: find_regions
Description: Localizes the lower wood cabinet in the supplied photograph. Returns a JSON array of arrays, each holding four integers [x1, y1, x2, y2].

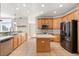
[[37, 38, 50, 52], [0, 38, 13, 56], [13, 33, 27, 49], [53, 34, 60, 42], [18, 35, 22, 46], [13, 36, 18, 49]]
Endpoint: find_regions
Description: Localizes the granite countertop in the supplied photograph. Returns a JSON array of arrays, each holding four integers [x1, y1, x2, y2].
[[0, 36, 13, 42], [36, 34, 56, 38]]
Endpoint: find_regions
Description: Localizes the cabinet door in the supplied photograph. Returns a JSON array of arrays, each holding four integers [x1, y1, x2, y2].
[[53, 35, 60, 42], [68, 13, 74, 20], [77, 5, 79, 53], [77, 6, 79, 21], [53, 18, 61, 29], [41, 18, 45, 26], [45, 18, 49, 25], [63, 16, 67, 22], [21, 34, 25, 43], [74, 10, 78, 20], [52, 19, 57, 29], [38, 19, 42, 29], [48, 18, 53, 29], [37, 38, 50, 52], [13, 36, 18, 49], [57, 18, 62, 29], [18, 35, 21, 45]]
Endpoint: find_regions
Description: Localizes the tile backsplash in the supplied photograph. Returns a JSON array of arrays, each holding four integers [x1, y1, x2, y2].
[[37, 29, 60, 34]]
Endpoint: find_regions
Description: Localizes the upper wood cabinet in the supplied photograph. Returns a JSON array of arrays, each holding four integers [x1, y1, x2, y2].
[[37, 18, 53, 29], [62, 16, 68, 22], [37, 18, 42, 29], [47, 18, 53, 29], [67, 13, 74, 20], [53, 18, 62, 29], [52, 19, 57, 29], [77, 4, 79, 21], [41, 18, 45, 26], [73, 10, 79, 21], [77, 4, 79, 53]]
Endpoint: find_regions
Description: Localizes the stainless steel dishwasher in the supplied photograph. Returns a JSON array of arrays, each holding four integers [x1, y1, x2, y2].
[[0, 37, 13, 56]]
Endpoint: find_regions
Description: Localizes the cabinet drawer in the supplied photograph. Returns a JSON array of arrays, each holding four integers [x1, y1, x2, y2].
[[37, 38, 50, 52]]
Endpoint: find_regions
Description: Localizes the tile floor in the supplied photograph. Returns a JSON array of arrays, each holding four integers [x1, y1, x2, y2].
[[9, 38, 79, 56]]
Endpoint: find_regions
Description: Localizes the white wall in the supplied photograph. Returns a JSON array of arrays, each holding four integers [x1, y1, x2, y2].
[[13, 17, 28, 32], [28, 16, 36, 39]]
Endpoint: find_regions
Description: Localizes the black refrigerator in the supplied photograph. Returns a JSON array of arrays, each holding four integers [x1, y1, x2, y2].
[[60, 20, 77, 53]]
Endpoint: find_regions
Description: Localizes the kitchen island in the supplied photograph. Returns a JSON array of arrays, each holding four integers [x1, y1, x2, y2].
[[36, 34, 55, 53]]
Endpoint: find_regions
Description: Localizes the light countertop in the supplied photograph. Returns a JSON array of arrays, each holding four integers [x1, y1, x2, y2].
[[36, 34, 56, 38], [0, 36, 13, 42]]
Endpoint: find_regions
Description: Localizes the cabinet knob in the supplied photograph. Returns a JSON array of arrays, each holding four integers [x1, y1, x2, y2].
[[41, 41, 45, 43]]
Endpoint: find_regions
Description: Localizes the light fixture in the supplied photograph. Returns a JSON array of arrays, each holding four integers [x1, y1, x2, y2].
[[41, 4, 45, 7], [23, 4, 26, 7], [59, 5, 63, 7], [54, 11, 56, 14], [16, 8, 19, 10]]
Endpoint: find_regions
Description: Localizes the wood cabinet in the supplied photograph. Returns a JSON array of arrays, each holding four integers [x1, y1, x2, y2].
[[13, 36, 18, 49], [48, 18, 53, 29], [38, 18, 46, 29], [52, 19, 57, 29], [77, 4, 79, 53], [41, 18, 45, 26], [21, 33, 27, 43], [37, 18, 53, 29], [53, 18, 62, 29], [37, 38, 50, 52], [77, 4, 79, 21], [73, 10, 79, 21], [38, 18, 42, 29], [52, 35, 60, 42], [18, 35, 22, 46], [67, 13, 74, 20], [13, 33, 27, 49], [62, 16, 68, 22]]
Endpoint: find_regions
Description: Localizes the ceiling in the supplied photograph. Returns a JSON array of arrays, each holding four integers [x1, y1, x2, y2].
[[0, 3, 77, 18]]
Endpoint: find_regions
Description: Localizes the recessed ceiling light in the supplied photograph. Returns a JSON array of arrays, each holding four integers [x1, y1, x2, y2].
[[59, 5, 63, 7], [54, 11, 56, 14], [16, 8, 19, 10], [41, 4, 45, 7], [23, 4, 26, 7]]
